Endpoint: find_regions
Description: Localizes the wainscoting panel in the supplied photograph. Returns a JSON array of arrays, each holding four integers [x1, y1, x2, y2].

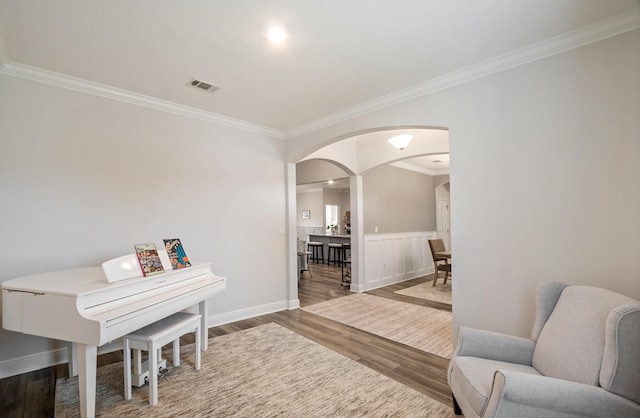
[[363, 231, 436, 291]]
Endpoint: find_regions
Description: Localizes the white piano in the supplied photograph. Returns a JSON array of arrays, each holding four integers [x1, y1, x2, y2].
[[2, 258, 226, 418]]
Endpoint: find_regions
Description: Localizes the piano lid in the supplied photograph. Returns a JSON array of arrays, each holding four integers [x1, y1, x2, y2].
[[1, 262, 213, 297]]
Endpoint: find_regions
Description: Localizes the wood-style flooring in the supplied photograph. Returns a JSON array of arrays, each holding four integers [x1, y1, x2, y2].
[[0, 262, 453, 417]]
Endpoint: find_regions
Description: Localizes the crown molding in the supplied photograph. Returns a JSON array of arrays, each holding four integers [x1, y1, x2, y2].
[[1, 8, 637, 141], [286, 9, 640, 138], [0, 62, 285, 140]]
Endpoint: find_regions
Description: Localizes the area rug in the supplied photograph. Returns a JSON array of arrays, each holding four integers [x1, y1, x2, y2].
[[302, 293, 453, 358], [395, 281, 452, 305], [55, 322, 455, 417]]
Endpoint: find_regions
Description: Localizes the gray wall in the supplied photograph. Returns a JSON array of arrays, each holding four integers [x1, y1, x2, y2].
[[287, 29, 640, 339], [363, 165, 436, 234], [0, 72, 287, 366], [296, 188, 350, 231], [298, 160, 438, 235]]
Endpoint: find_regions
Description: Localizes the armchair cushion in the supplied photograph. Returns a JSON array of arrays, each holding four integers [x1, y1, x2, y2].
[[484, 370, 640, 418], [532, 286, 639, 386], [448, 327, 538, 416], [450, 357, 541, 416]]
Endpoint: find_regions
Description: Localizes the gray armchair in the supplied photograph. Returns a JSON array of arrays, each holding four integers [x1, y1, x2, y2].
[[448, 281, 640, 417]]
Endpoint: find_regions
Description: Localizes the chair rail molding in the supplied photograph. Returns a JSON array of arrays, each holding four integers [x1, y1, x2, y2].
[[363, 231, 437, 291]]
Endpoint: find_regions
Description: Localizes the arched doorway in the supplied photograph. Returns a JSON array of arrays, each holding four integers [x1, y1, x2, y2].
[[286, 126, 449, 307]]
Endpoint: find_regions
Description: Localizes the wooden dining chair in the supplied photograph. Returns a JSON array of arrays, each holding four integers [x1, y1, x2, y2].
[[428, 239, 451, 286]]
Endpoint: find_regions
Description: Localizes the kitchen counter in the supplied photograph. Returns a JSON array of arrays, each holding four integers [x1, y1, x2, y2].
[[307, 234, 351, 263], [309, 234, 351, 239]]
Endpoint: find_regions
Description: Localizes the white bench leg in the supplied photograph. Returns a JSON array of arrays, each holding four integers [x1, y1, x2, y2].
[[173, 339, 180, 367], [124, 339, 132, 400], [132, 349, 142, 379], [148, 342, 158, 406], [195, 325, 201, 371]]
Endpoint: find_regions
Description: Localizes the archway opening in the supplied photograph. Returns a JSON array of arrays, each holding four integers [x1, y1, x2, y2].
[[290, 126, 450, 306]]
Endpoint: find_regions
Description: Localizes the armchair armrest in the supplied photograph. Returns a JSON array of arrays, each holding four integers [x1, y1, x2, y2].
[[487, 371, 640, 418], [454, 327, 535, 365]]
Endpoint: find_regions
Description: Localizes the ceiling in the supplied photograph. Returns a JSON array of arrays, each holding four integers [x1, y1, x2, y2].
[[1, 1, 637, 136]]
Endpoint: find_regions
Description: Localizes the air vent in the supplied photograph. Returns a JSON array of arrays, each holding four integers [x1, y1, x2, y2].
[[187, 78, 220, 93]]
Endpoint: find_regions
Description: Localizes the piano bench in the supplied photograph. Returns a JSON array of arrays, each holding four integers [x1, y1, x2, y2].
[[123, 312, 202, 406]]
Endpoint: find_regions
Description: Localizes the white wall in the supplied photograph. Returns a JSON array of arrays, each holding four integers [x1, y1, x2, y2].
[[0, 73, 288, 372], [286, 29, 640, 338]]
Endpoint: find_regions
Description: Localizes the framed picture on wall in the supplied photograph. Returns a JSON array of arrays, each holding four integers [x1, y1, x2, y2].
[[302, 210, 310, 219]]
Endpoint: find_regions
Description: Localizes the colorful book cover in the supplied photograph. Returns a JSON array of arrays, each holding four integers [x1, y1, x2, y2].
[[163, 238, 191, 270], [134, 243, 165, 277]]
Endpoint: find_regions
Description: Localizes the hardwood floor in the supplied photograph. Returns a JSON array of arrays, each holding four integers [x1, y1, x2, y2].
[[0, 262, 453, 417]]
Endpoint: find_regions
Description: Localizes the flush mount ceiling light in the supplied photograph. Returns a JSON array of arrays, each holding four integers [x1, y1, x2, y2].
[[388, 134, 413, 150], [267, 26, 287, 44]]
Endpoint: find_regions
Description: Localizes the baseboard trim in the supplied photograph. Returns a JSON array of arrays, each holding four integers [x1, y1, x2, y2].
[[288, 298, 301, 310], [0, 347, 68, 379], [207, 300, 290, 327]]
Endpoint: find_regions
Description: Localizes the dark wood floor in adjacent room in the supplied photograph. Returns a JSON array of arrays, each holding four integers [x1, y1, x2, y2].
[[0, 261, 453, 417]]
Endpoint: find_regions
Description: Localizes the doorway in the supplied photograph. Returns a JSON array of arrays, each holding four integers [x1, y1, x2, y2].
[[435, 182, 451, 251], [325, 204, 339, 233], [288, 126, 450, 306]]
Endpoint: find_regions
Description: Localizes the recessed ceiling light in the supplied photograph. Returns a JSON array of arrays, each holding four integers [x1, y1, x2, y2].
[[328, 180, 334, 185], [267, 26, 287, 44]]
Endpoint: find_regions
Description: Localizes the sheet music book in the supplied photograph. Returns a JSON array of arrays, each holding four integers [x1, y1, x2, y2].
[[164, 238, 192, 270], [134, 243, 165, 276]]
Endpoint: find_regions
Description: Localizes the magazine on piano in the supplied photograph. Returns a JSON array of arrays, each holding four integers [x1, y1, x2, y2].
[[134, 243, 165, 276], [163, 238, 192, 270]]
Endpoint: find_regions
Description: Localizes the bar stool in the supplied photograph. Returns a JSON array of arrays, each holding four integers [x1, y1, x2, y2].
[[341, 258, 352, 287], [297, 239, 312, 279], [123, 312, 202, 406], [340, 243, 351, 264], [298, 251, 312, 279], [308, 241, 324, 264], [328, 243, 343, 265]]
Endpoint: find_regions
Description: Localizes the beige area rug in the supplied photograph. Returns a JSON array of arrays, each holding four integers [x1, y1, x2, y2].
[[302, 293, 453, 358], [55, 322, 455, 417], [395, 281, 452, 305]]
